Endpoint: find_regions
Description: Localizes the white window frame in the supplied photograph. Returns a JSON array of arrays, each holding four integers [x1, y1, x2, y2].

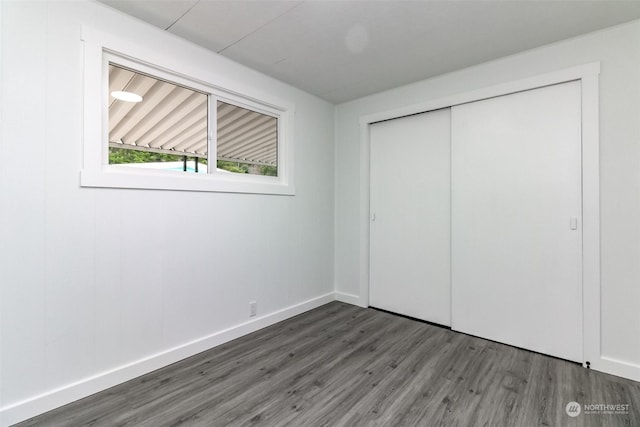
[[81, 26, 295, 195]]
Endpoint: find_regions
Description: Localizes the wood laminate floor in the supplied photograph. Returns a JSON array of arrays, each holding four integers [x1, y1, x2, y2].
[[15, 302, 640, 427]]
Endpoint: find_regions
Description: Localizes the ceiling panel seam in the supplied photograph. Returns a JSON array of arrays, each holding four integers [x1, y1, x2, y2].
[[216, 1, 305, 54], [165, 0, 201, 31]]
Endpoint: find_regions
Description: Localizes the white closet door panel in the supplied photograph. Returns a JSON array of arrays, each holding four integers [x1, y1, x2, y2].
[[451, 81, 582, 362], [370, 108, 451, 325]]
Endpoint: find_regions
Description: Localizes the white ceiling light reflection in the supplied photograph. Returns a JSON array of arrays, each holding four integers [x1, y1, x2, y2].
[[111, 91, 143, 103]]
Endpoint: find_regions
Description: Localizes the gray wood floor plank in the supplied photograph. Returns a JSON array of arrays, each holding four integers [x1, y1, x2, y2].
[[14, 302, 640, 427]]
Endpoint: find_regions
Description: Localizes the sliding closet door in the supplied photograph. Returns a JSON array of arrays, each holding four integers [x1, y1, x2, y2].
[[451, 81, 582, 362], [370, 108, 451, 325]]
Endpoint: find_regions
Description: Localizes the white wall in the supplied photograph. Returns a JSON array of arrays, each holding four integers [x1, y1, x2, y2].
[[335, 20, 640, 378], [0, 1, 334, 425]]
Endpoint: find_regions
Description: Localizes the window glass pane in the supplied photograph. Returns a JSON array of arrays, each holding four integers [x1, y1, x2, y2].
[[108, 63, 208, 173], [216, 101, 278, 176]]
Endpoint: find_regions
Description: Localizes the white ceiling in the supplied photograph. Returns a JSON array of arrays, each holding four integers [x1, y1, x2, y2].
[[99, 0, 640, 104]]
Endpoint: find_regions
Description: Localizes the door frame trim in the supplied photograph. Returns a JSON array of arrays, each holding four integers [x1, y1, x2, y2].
[[357, 62, 606, 374]]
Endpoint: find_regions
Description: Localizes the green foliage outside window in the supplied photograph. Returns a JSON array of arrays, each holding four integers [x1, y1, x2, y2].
[[216, 160, 277, 176], [109, 147, 203, 164], [259, 165, 278, 176], [109, 147, 276, 176]]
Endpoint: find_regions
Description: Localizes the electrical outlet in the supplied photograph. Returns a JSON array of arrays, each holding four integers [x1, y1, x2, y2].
[[249, 301, 257, 317]]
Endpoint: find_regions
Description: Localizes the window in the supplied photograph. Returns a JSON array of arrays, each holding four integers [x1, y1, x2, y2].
[[216, 101, 278, 176], [81, 26, 294, 194], [108, 63, 209, 173]]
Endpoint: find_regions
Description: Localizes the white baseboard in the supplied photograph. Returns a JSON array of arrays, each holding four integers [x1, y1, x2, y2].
[[0, 292, 335, 427], [334, 291, 363, 307], [594, 356, 640, 383]]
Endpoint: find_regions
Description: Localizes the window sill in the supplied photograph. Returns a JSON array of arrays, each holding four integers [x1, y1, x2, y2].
[[80, 167, 295, 195]]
